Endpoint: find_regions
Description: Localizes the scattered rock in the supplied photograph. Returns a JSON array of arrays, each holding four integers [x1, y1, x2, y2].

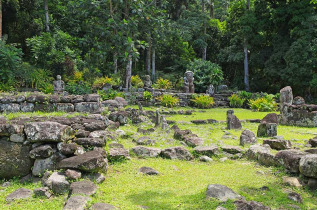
[[299, 154, 317, 178], [139, 167, 159, 175], [240, 129, 257, 146], [200, 156, 213, 162], [293, 96, 305, 105], [6, 188, 33, 203], [64, 195, 90, 210], [308, 178, 317, 190], [58, 143, 79, 156], [135, 136, 156, 146], [161, 147, 193, 161], [226, 110, 242, 130], [58, 151, 108, 172], [132, 146, 161, 158], [206, 184, 242, 202], [288, 192, 302, 203], [75, 138, 106, 147], [32, 153, 65, 177], [70, 180, 97, 196], [108, 148, 130, 161], [308, 137, 317, 147], [245, 145, 270, 161], [261, 113, 278, 124], [275, 150, 307, 173], [234, 200, 271, 210], [257, 123, 277, 137], [263, 139, 292, 150], [282, 177, 302, 188], [84, 173, 105, 184], [65, 169, 82, 180], [34, 187, 51, 198], [222, 146, 243, 154], [194, 146, 219, 157]]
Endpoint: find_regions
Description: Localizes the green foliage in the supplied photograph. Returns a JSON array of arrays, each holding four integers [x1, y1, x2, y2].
[[154, 78, 172, 89], [98, 89, 125, 101], [0, 40, 23, 82], [187, 59, 224, 93], [238, 91, 253, 101], [228, 94, 245, 108], [65, 81, 91, 95], [156, 94, 179, 108], [93, 76, 115, 89], [191, 94, 214, 109], [143, 91, 153, 102], [249, 96, 278, 112], [131, 75, 144, 88]]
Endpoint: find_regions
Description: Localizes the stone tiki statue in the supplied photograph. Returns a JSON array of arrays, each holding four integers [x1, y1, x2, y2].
[[184, 71, 195, 93], [53, 75, 65, 95], [206, 84, 215, 96], [143, 75, 152, 89]]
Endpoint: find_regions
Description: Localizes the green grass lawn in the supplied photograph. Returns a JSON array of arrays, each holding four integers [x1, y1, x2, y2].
[[1, 107, 317, 209]]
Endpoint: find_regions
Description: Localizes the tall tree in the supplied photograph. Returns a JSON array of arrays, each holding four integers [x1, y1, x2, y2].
[[0, 0, 2, 39], [243, 0, 250, 91], [44, 0, 50, 32]]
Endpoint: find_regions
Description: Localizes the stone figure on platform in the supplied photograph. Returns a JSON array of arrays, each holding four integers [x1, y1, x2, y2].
[[206, 84, 215, 96], [53, 75, 65, 95], [184, 71, 195, 93], [144, 75, 152, 89]]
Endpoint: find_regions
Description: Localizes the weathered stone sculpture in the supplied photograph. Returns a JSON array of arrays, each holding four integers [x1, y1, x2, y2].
[[161, 116, 169, 130], [155, 109, 160, 127], [206, 85, 215, 96], [53, 75, 65, 95], [143, 75, 152, 89], [226, 110, 242, 130], [184, 71, 195, 93], [280, 86, 293, 105]]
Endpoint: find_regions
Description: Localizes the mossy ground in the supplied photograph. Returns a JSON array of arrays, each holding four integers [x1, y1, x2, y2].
[[1, 107, 317, 210]]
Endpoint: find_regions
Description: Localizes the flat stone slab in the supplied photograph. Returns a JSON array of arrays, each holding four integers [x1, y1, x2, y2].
[[58, 151, 107, 172], [70, 180, 97, 196], [63, 196, 90, 210], [139, 167, 159, 175], [206, 184, 242, 202], [221, 146, 243, 154], [161, 147, 193, 161], [132, 146, 161, 158], [263, 139, 292, 150], [194, 146, 219, 157], [6, 188, 33, 203]]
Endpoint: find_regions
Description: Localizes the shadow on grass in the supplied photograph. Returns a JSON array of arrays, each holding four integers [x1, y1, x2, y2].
[[127, 190, 234, 210]]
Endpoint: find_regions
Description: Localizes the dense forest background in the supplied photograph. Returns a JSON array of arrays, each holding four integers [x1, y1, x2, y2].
[[0, 0, 317, 98]]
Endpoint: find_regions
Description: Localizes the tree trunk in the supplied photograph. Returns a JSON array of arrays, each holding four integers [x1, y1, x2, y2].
[[246, 0, 250, 10], [152, 47, 155, 81], [202, 0, 207, 60], [244, 43, 250, 91], [44, 0, 50, 32], [0, 0, 2, 40], [125, 53, 132, 89], [114, 52, 118, 74], [146, 34, 151, 74], [210, 1, 214, 19]]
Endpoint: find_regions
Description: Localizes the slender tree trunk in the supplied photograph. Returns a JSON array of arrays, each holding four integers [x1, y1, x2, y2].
[[44, 0, 50, 32], [125, 53, 132, 89], [244, 0, 250, 91], [152, 47, 155, 80], [244, 42, 250, 91], [114, 52, 118, 74], [146, 34, 151, 74], [202, 0, 207, 60], [0, 0, 2, 40], [210, 1, 214, 19]]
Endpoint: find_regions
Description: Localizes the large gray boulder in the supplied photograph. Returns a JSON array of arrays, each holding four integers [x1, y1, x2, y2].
[[161, 147, 193, 161], [58, 151, 108, 172], [108, 147, 130, 161], [299, 154, 317, 178], [263, 139, 292, 150], [32, 153, 65, 177], [206, 184, 242, 202], [257, 123, 277, 137], [275, 150, 307, 173], [70, 180, 97, 196], [240, 129, 257, 146], [25, 122, 74, 143], [132, 146, 161, 158], [245, 145, 270, 161], [0, 140, 33, 179], [29, 145, 54, 159]]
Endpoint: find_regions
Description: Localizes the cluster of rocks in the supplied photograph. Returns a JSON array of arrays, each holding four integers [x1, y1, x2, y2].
[[279, 86, 317, 127], [0, 114, 116, 179], [0, 93, 102, 113], [173, 127, 204, 147]]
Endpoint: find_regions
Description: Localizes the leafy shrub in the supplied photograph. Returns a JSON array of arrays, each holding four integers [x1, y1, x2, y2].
[[156, 94, 179, 107], [249, 97, 278, 112], [131, 75, 144, 88], [191, 94, 214, 109], [97, 89, 124, 101], [228, 94, 245, 108], [39, 84, 54, 94], [238, 91, 252, 100], [143, 91, 153, 102], [154, 78, 172, 89], [0, 40, 23, 83], [187, 59, 223, 93], [93, 76, 114, 89], [65, 81, 91, 95], [0, 79, 16, 92]]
